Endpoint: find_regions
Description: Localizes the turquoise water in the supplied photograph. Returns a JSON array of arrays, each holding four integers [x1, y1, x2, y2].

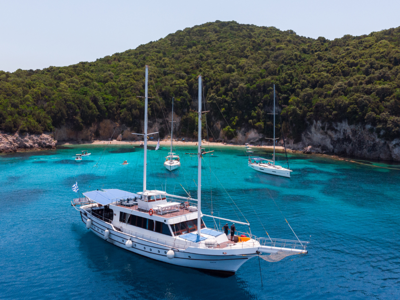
[[1, 144, 400, 299]]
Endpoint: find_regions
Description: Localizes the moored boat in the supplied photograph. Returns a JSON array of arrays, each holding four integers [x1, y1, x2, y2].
[[164, 97, 181, 171]]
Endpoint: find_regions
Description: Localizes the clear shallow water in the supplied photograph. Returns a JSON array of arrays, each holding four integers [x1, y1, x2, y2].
[[1, 145, 400, 300]]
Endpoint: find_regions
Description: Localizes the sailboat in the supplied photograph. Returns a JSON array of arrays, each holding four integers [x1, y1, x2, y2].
[[164, 97, 181, 171], [71, 67, 307, 275], [248, 85, 292, 178]]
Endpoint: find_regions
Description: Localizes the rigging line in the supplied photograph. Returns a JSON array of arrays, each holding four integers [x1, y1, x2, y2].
[[214, 100, 232, 129], [203, 157, 246, 223], [202, 91, 214, 215], [244, 191, 273, 242], [265, 188, 303, 246], [279, 117, 290, 170]]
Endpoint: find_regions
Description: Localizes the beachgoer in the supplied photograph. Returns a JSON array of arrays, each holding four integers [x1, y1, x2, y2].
[[230, 223, 236, 241], [223, 223, 229, 236]]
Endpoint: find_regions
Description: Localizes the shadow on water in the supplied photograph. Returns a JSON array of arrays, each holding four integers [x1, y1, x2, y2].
[[63, 174, 106, 186], [54, 159, 95, 165], [6, 175, 23, 183], [134, 146, 157, 150], [76, 230, 254, 299], [244, 172, 290, 187], [150, 171, 180, 178], [0, 151, 57, 159], [109, 148, 136, 154], [32, 161, 47, 164], [0, 188, 46, 214]]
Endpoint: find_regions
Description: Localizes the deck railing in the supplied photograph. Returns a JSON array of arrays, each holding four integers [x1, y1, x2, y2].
[[120, 228, 200, 250], [257, 237, 309, 251]]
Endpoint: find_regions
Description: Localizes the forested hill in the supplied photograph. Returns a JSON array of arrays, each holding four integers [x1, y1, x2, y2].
[[1, 21, 400, 142]]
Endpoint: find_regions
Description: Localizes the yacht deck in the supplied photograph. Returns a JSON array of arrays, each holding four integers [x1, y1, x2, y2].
[[116, 203, 194, 219]]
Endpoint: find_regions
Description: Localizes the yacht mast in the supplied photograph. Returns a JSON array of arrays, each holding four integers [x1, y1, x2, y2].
[[273, 84, 276, 165], [197, 75, 202, 238], [170, 97, 174, 161], [143, 65, 149, 191]]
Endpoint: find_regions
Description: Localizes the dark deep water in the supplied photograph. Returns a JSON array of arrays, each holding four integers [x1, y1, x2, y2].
[[1, 145, 399, 299]]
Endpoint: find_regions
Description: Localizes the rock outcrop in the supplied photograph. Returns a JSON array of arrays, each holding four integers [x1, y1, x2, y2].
[[287, 120, 400, 161], [0, 132, 57, 153]]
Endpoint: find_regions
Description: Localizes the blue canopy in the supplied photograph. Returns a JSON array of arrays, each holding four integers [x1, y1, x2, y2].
[[83, 189, 139, 206], [200, 228, 224, 237]]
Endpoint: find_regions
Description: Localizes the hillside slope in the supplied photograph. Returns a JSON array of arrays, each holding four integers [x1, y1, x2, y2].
[[1, 21, 400, 154]]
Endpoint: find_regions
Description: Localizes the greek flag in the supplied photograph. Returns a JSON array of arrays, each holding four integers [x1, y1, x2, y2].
[[72, 182, 79, 193]]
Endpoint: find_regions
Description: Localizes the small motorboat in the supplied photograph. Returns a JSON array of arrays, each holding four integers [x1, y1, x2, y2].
[[75, 155, 82, 162], [77, 150, 91, 156], [122, 160, 128, 165]]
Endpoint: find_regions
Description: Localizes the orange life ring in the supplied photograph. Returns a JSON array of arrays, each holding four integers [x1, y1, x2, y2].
[[149, 209, 154, 216]]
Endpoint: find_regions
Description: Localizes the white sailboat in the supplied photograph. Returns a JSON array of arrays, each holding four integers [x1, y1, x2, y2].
[[72, 67, 307, 275], [164, 97, 181, 171], [248, 85, 292, 178]]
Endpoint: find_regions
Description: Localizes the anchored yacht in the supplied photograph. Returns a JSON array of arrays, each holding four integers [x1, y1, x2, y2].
[[248, 84, 292, 178], [72, 67, 308, 275], [164, 97, 181, 171]]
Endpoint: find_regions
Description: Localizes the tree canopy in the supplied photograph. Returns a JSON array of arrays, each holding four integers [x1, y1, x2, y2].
[[1, 21, 400, 141]]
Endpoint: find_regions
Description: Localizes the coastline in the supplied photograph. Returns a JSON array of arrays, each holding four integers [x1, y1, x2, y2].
[[58, 139, 288, 151], [2, 138, 400, 167]]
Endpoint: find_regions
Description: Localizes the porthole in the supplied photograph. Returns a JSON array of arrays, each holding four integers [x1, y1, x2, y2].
[[150, 248, 152, 251], [188, 256, 191, 258], [134, 244, 136, 247], [144, 247, 146, 249], [122, 240, 124, 242], [164, 251, 167, 254], [158, 250, 160, 253]]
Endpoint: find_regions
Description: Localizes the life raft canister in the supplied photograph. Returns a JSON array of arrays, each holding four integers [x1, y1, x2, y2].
[[149, 209, 154, 216]]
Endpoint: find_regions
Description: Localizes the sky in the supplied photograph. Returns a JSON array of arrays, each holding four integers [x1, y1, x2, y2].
[[0, 0, 399, 72]]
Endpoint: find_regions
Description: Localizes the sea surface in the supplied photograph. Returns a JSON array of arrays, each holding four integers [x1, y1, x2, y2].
[[1, 144, 400, 300]]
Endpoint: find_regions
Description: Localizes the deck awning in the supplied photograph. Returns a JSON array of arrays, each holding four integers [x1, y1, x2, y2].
[[83, 189, 139, 206]]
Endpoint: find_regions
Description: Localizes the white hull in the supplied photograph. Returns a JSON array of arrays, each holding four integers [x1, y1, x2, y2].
[[82, 213, 252, 274], [164, 161, 180, 171], [249, 163, 291, 178]]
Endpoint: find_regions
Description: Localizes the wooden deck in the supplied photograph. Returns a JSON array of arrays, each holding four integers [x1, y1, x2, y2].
[[116, 203, 194, 219]]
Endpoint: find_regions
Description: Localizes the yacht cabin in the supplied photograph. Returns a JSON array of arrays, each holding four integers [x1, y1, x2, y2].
[[81, 189, 232, 246]]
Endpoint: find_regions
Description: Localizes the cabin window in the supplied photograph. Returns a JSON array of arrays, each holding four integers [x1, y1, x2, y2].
[[129, 215, 137, 226], [148, 219, 155, 231], [135, 216, 144, 229], [162, 223, 172, 236], [171, 219, 206, 236], [155, 221, 163, 233], [119, 212, 126, 223]]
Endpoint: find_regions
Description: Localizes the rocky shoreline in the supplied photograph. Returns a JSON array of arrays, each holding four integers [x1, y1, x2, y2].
[[2, 119, 400, 163], [0, 132, 57, 153]]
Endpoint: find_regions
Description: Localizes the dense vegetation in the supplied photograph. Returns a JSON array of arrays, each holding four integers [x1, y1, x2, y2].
[[1, 21, 400, 141]]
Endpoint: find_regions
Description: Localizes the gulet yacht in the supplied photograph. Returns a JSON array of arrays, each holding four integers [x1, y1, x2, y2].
[[72, 67, 307, 275]]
